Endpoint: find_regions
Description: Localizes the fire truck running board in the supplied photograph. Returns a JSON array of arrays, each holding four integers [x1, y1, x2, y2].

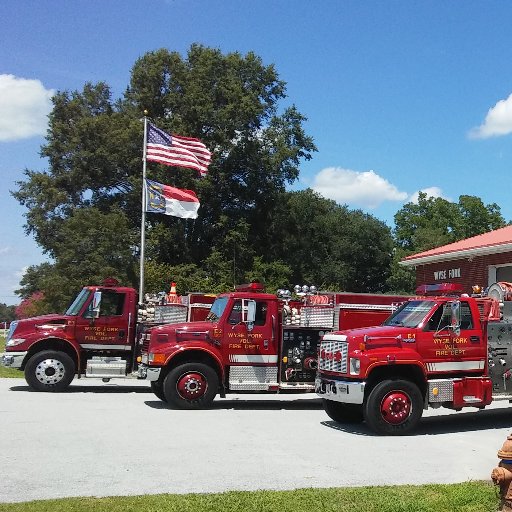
[[86, 356, 127, 378], [463, 396, 483, 404], [229, 366, 277, 391], [491, 394, 512, 402]]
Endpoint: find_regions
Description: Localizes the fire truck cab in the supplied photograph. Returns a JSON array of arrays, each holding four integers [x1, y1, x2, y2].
[[316, 283, 510, 435], [1, 280, 214, 391], [138, 283, 410, 408]]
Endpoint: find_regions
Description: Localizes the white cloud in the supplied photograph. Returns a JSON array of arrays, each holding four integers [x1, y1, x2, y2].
[[0, 246, 12, 255], [469, 93, 512, 139], [0, 74, 54, 142], [408, 186, 451, 203], [312, 167, 408, 209]]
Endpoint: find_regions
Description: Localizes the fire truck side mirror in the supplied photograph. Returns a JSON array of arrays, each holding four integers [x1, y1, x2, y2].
[[243, 299, 256, 331], [450, 300, 461, 336], [91, 291, 102, 319]]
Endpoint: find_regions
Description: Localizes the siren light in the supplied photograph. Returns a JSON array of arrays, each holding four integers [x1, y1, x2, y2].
[[416, 283, 463, 296], [102, 277, 119, 287], [235, 282, 265, 293]]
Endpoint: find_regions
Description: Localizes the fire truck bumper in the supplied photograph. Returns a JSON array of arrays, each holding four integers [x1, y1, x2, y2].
[[137, 364, 161, 381], [1, 352, 26, 369], [315, 376, 365, 404]]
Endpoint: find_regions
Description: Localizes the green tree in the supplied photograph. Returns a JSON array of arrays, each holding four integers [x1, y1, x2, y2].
[[15, 262, 55, 300], [388, 193, 507, 293], [393, 192, 506, 254], [455, 195, 506, 240], [244, 257, 293, 293], [14, 45, 316, 309], [16, 209, 137, 312], [268, 189, 394, 293], [393, 193, 459, 253], [0, 303, 16, 325], [386, 248, 416, 294]]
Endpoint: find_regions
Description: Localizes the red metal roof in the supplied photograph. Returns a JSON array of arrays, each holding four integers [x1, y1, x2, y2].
[[401, 225, 512, 266]]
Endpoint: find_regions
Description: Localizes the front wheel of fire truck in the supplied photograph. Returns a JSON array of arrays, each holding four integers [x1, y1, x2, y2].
[[323, 400, 364, 423], [24, 350, 76, 392], [364, 379, 423, 436], [163, 362, 219, 409]]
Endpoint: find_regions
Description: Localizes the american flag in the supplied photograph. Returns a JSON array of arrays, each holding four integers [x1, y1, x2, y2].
[[146, 123, 211, 177]]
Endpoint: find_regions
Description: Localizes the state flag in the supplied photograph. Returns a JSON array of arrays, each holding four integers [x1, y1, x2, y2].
[[144, 179, 200, 219]]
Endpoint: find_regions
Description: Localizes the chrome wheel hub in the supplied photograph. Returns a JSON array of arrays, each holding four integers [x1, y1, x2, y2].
[[35, 358, 66, 385]]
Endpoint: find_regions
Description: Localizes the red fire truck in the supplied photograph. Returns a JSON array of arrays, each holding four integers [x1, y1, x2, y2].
[[1, 280, 215, 391], [137, 283, 409, 407], [315, 282, 512, 435]]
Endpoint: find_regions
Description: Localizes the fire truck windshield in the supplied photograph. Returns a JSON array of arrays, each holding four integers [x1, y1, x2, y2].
[[382, 300, 435, 328], [206, 296, 229, 322], [65, 288, 92, 316]]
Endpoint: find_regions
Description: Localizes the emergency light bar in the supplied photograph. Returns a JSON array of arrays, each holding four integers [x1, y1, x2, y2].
[[102, 277, 119, 287], [416, 283, 463, 296], [235, 282, 265, 293]]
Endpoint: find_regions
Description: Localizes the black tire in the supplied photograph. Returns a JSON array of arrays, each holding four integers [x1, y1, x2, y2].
[[151, 380, 167, 402], [323, 399, 364, 423], [24, 350, 75, 392], [364, 379, 423, 435], [163, 362, 218, 409]]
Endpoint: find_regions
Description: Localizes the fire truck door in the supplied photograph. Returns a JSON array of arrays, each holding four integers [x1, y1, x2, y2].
[[419, 301, 484, 373], [75, 290, 131, 351], [225, 299, 278, 366]]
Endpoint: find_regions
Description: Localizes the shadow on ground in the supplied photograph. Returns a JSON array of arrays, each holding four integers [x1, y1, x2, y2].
[[144, 397, 323, 411], [9, 384, 152, 394], [321, 406, 512, 436]]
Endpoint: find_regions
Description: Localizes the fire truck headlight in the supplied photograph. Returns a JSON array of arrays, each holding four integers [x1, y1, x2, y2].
[[6, 338, 25, 347], [349, 358, 361, 375]]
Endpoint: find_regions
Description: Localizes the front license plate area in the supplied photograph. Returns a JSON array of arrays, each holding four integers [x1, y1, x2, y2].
[[337, 383, 348, 394]]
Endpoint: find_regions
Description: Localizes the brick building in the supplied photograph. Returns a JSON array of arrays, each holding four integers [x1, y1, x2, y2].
[[400, 225, 512, 294]]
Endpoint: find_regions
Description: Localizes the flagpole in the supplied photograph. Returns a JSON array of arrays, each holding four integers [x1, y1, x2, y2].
[[139, 113, 149, 304]]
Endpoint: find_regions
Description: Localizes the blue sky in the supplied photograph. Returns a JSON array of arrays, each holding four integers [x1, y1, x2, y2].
[[1, 0, 512, 305]]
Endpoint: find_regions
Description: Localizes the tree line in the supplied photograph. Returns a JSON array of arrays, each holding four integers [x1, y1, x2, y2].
[[12, 45, 507, 315]]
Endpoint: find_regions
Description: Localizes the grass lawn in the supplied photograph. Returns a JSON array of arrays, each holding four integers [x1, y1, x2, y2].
[[0, 482, 499, 511]]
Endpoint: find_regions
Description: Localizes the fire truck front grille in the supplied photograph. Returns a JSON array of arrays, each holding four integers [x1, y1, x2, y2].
[[318, 339, 348, 373], [139, 332, 150, 354]]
